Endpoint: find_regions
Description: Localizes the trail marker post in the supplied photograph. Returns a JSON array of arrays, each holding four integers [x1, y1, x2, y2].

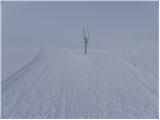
[[82, 27, 90, 55]]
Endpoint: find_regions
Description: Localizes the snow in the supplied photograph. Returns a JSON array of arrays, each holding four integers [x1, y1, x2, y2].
[[2, 46, 40, 81], [2, 40, 158, 119]]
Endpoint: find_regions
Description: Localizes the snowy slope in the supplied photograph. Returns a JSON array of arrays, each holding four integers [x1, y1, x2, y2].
[[2, 46, 40, 81], [2, 40, 158, 118]]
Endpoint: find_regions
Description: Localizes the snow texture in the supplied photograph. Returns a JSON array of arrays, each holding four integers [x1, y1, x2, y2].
[[2, 40, 158, 119]]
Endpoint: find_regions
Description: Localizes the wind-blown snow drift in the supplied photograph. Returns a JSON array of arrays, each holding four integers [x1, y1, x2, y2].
[[2, 40, 158, 118]]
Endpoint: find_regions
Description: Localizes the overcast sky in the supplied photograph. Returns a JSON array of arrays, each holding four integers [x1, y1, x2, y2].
[[2, 1, 158, 49]]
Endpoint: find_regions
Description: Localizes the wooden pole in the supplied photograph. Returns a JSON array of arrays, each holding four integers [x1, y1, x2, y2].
[[83, 27, 89, 55]]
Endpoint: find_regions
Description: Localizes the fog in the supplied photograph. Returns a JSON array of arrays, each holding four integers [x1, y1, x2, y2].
[[2, 1, 158, 49], [2, 1, 159, 118]]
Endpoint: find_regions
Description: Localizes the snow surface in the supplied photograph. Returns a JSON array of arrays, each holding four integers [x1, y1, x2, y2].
[[2, 40, 158, 118], [2, 46, 40, 81]]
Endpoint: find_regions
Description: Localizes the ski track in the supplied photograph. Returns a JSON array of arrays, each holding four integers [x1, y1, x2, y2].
[[6, 51, 56, 118], [2, 48, 158, 118], [2, 50, 50, 118], [2, 50, 41, 90], [59, 66, 67, 118], [120, 52, 158, 98], [127, 66, 158, 98], [10, 62, 51, 118], [123, 52, 158, 80]]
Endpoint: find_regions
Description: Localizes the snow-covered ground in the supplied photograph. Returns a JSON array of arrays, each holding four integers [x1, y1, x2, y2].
[[2, 46, 40, 81], [2, 40, 158, 118]]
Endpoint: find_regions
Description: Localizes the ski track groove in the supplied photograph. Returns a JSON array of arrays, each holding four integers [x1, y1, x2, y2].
[[8, 62, 51, 118], [73, 82, 80, 118], [2, 50, 44, 118], [132, 53, 158, 80], [69, 67, 80, 118], [59, 71, 66, 118], [2, 50, 42, 91], [125, 64, 158, 98], [73, 78, 85, 118], [2, 49, 40, 82], [54, 62, 68, 118], [2, 48, 158, 118], [124, 52, 158, 80], [120, 53, 158, 98]]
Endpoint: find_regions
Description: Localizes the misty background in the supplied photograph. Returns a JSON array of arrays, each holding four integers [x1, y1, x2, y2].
[[2, 2, 159, 118], [2, 1, 158, 49]]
